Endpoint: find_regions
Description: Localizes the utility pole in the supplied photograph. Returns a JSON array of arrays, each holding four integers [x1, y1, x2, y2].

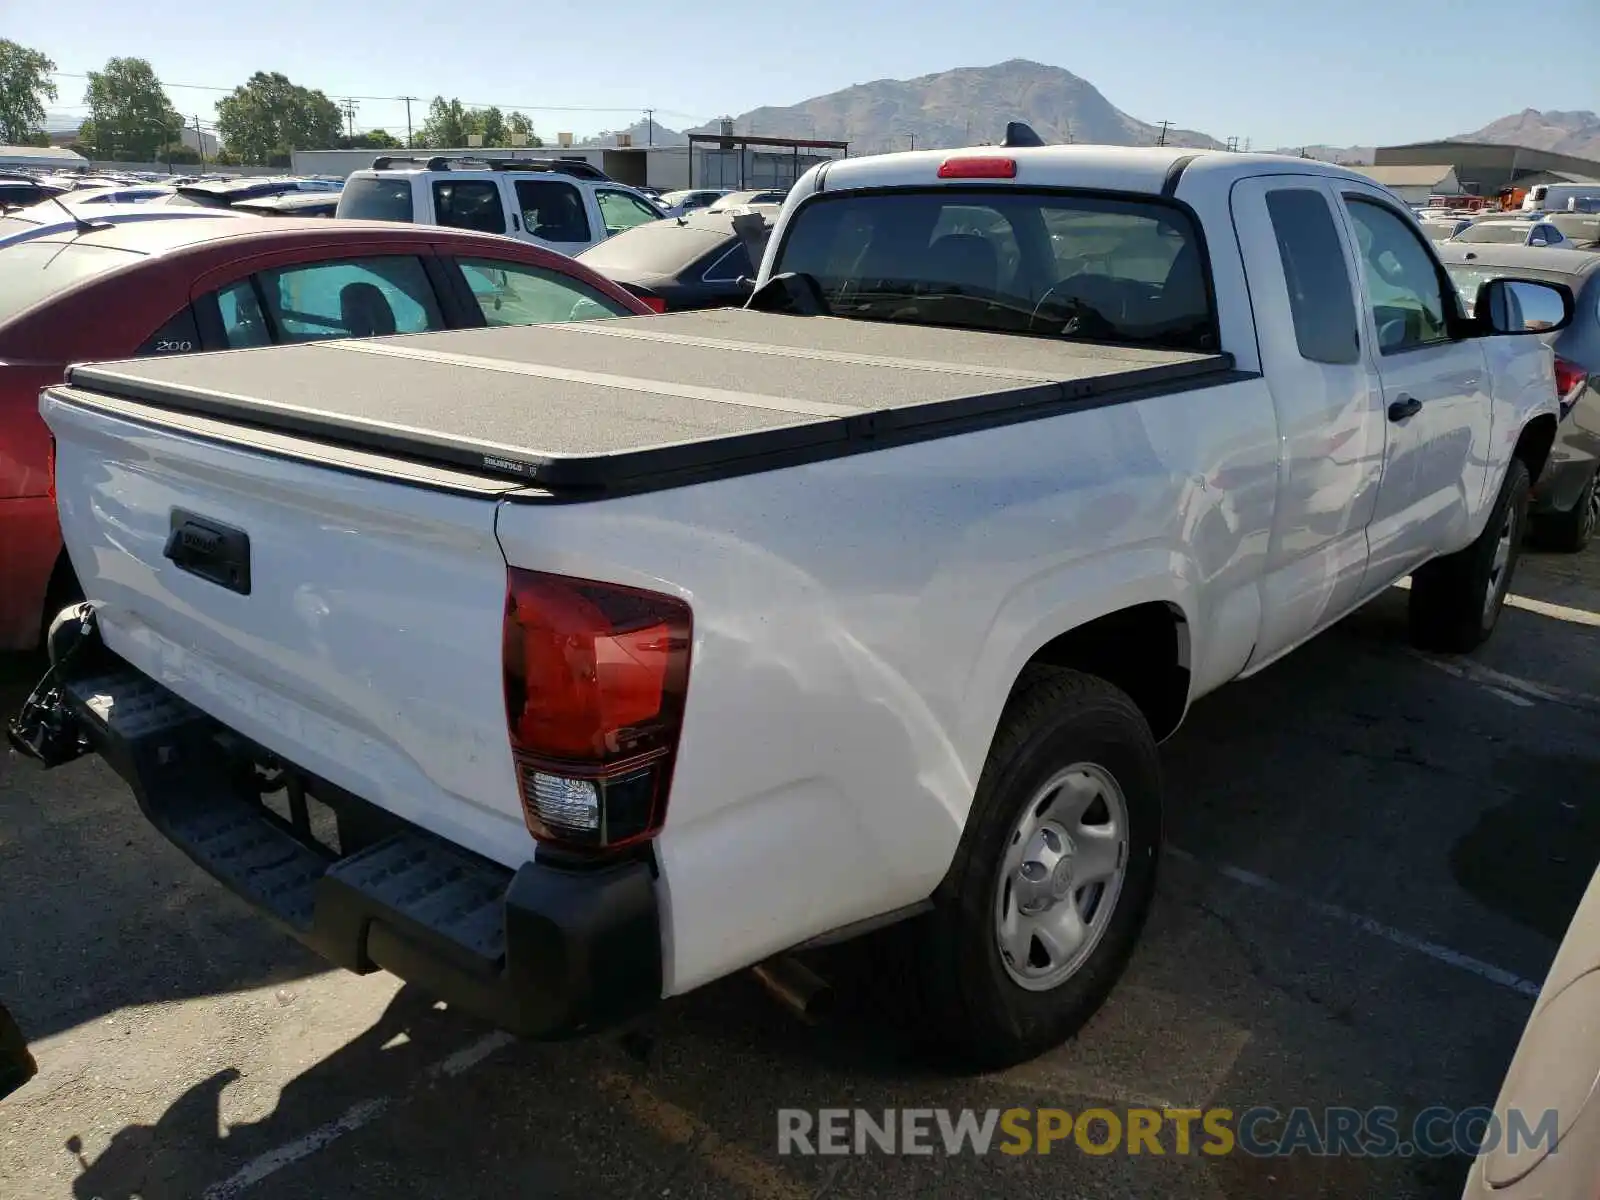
[[644, 108, 654, 147], [339, 98, 360, 141], [194, 114, 206, 169], [1155, 119, 1172, 147], [398, 96, 417, 148], [1243, 136, 1251, 153], [908, 131, 916, 151], [1225, 135, 1238, 153]]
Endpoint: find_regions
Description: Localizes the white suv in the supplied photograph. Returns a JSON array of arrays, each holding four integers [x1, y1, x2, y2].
[[335, 156, 664, 256]]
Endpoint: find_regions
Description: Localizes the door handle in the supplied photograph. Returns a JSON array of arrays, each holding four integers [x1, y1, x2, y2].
[[1388, 395, 1422, 422]]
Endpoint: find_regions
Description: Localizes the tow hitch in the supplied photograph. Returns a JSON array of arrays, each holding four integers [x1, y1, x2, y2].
[[4, 604, 99, 768]]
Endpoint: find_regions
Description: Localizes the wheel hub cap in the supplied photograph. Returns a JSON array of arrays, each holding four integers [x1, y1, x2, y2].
[[994, 763, 1130, 991]]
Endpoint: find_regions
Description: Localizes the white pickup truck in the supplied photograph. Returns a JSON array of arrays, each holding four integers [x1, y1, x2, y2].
[[13, 142, 1575, 1068]]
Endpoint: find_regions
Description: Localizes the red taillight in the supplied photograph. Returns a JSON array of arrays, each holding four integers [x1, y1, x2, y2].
[[502, 568, 692, 851], [937, 156, 1017, 179], [1554, 356, 1584, 400], [638, 295, 667, 313]]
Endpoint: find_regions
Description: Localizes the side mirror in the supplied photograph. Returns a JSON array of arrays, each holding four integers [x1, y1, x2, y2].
[[1474, 277, 1575, 335]]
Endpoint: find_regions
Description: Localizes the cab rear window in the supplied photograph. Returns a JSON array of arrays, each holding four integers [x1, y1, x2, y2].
[[771, 188, 1216, 351], [338, 176, 414, 222]]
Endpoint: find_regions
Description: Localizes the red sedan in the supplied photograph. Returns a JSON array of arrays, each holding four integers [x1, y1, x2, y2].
[[0, 217, 652, 651]]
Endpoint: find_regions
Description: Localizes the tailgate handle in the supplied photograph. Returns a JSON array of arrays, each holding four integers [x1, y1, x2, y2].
[[164, 511, 252, 596]]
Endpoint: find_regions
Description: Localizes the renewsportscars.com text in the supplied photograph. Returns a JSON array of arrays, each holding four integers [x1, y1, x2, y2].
[[777, 1106, 1558, 1158]]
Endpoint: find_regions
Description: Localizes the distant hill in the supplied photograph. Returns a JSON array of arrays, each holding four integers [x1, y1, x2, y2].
[[576, 118, 689, 149], [690, 60, 1223, 155], [1267, 144, 1375, 165], [1452, 109, 1600, 160]]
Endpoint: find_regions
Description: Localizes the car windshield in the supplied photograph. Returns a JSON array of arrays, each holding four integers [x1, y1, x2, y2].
[[1453, 223, 1531, 244], [337, 176, 414, 222], [0, 240, 143, 327], [770, 187, 1216, 350]]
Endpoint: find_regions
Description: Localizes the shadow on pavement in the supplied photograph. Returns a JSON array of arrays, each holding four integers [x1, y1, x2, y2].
[[0, 652, 326, 1042]]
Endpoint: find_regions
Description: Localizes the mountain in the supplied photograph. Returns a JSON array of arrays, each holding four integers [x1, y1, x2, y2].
[[1267, 144, 1374, 165], [1452, 109, 1600, 160], [576, 119, 689, 149], [692, 60, 1223, 155]]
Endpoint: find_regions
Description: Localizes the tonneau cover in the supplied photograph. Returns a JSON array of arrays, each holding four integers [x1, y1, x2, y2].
[[62, 309, 1233, 492]]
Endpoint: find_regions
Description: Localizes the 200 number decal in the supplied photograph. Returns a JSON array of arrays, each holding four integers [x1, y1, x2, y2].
[[154, 339, 194, 353]]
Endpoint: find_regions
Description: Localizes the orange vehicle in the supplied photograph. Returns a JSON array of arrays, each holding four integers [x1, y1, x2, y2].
[[1497, 186, 1528, 211]]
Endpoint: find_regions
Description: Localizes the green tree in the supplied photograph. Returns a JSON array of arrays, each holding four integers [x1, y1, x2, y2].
[[84, 57, 183, 161], [340, 127, 401, 151], [215, 71, 342, 165], [0, 40, 57, 145], [505, 111, 542, 147], [417, 96, 466, 148], [162, 143, 201, 165], [464, 105, 506, 147]]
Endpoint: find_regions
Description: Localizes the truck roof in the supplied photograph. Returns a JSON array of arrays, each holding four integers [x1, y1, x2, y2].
[[61, 309, 1234, 495], [814, 145, 1382, 199]]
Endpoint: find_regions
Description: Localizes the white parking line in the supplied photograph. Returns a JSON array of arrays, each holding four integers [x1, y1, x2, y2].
[[1169, 847, 1544, 999], [200, 1030, 515, 1200], [1406, 649, 1600, 714]]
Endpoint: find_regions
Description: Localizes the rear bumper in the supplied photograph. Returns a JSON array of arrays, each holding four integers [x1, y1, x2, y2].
[[56, 654, 662, 1039]]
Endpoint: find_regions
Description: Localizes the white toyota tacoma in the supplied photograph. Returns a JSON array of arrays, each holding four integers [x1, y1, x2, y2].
[[10, 137, 1574, 1068]]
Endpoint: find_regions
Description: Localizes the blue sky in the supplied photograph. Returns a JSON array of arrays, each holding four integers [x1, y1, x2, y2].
[[13, 0, 1598, 149]]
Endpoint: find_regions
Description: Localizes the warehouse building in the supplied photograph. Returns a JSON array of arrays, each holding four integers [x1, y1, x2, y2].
[[1372, 141, 1600, 196], [292, 130, 847, 192], [1343, 164, 1462, 204], [0, 143, 88, 172]]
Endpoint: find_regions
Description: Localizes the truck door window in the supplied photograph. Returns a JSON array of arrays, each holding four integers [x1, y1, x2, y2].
[[514, 180, 590, 242], [254, 257, 445, 343], [455, 257, 633, 326], [596, 189, 663, 236], [1264, 189, 1360, 364], [1342, 197, 1451, 354], [432, 180, 506, 234], [772, 188, 1216, 351]]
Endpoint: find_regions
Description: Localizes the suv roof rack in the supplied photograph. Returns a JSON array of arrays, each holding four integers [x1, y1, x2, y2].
[[369, 155, 610, 181]]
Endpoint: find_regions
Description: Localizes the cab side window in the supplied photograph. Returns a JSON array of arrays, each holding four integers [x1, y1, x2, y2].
[[1264, 189, 1359, 364], [1342, 197, 1452, 353], [215, 280, 272, 349]]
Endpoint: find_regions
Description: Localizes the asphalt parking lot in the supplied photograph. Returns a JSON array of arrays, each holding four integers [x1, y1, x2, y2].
[[3, 546, 1598, 1200]]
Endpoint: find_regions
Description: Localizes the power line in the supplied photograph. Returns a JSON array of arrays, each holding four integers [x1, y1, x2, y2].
[[47, 71, 702, 120]]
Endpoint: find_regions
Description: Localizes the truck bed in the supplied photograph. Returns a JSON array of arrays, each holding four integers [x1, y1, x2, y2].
[[60, 308, 1235, 494]]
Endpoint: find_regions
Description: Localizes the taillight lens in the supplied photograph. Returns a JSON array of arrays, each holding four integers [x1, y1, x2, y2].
[[1554, 356, 1584, 404], [937, 156, 1017, 179], [638, 295, 667, 314], [502, 568, 692, 851]]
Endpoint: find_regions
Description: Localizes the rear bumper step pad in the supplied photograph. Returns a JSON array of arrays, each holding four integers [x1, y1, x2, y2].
[[60, 662, 661, 1038]]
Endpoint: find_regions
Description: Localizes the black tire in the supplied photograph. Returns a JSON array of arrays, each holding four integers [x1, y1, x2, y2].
[[906, 666, 1161, 1070], [1535, 466, 1598, 554], [1409, 458, 1531, 654]]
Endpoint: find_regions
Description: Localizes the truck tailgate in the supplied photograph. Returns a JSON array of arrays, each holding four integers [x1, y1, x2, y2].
[[41, 388, 532, 867]]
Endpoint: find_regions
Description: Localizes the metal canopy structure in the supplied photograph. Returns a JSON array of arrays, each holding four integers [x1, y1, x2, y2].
[[687, 132, 849, 190]]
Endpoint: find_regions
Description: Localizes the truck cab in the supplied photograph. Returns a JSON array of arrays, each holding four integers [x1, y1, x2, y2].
[[337, 156, 664, 256]]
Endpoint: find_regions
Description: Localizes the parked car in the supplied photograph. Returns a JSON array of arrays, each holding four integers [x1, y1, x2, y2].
[[1438, 243, 1600, 549], [14, 141, 1573, 1071], [233, 192, 340, 218], [337, 156, 662, 256], [1545, 212, 1600, 249], [0, 217, 651, 651], [654, 188, 730, 217], [577, 207, 776, 310], [1461, 861, 1600, 1199], [64, 184, 177, 205], [166, 177, 342, 210], [0, 201, 252, 249], [1420, 216, 1474, 243], [1451, 219, 1571, 248], [704, 188, 789, 212], [0, 174, 68, 212]]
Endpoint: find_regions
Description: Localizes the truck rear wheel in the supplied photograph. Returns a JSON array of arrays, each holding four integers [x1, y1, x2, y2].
[[909, 666, 1161, 1069], [1408, 458, 1530, 654], [1535, 466, 1598, 554]]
